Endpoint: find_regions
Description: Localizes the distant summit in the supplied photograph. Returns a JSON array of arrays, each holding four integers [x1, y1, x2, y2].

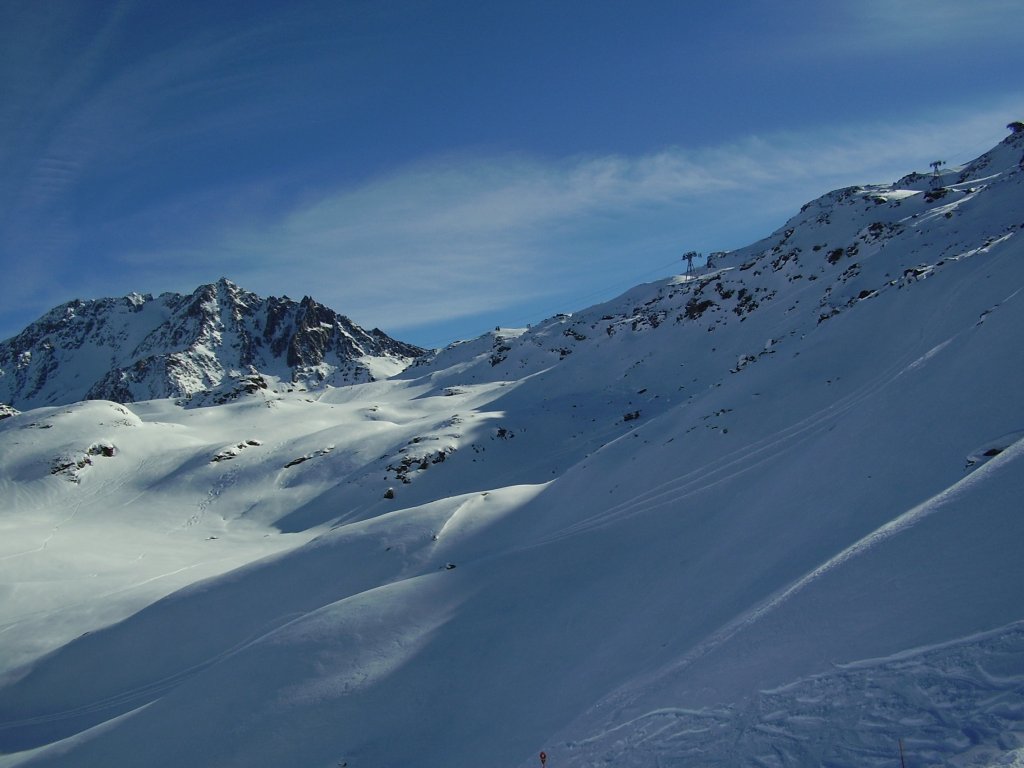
[[0, 278, 424, 409]]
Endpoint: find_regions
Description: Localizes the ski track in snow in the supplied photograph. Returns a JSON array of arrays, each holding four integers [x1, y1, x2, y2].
[[536, 239, 1013, 548], [189, 466, 238, 527], [610, 438, 1024, 717], [559, 621, 1024, 768], [0, 610, 306, 734], [536, 337, 923, 547], [0, 554, 257, 635], [0, 453, 149, 562]]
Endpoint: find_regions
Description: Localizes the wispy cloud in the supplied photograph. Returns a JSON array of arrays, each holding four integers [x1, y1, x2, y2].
[[0, 2, 291, 256], [758, 0, 1024, 63], [110, 101, 1018, 343], [849, 0, 1023, 47], [1, 0, 1019, 347]]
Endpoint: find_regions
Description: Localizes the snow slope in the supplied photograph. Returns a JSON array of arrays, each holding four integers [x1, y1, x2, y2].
[[0, 131, 1022, 767]]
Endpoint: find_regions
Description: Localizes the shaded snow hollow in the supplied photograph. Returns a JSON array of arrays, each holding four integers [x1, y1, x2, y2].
[[1, 132, 1023, 767]]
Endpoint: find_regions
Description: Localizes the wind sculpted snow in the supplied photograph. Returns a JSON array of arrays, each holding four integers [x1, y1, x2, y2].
[[1, 132, 1023, 767]]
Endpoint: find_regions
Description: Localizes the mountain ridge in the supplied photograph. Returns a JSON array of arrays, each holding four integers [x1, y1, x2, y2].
[[0, 277, 424, 410]]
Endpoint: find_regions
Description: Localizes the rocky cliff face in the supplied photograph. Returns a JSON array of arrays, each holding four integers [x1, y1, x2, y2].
[[0, 279, 424, 408]]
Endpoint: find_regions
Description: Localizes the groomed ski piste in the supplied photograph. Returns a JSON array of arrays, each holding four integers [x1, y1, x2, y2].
[[0, 132, 1023, 767]]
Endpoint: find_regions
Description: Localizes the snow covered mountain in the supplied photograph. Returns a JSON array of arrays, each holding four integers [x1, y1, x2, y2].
[[0, 278, 424, 410], [0, 130, 1022, 768]]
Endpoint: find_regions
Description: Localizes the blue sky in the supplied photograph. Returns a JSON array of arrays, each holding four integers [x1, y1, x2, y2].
[[1, 0, 1022, 348]]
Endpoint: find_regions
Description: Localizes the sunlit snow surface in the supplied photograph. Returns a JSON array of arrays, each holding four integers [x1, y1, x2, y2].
[[1, 136, 1023, 767]]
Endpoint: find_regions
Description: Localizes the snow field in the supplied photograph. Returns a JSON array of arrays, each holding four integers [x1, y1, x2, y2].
[[1, 134, 1023, 766]]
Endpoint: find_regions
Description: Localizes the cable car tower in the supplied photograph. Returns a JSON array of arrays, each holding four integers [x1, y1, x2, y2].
[[682, 250, 700, 276]]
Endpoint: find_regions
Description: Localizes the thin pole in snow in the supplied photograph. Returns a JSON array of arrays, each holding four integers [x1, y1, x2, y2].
[[899, 738, 907, 768]]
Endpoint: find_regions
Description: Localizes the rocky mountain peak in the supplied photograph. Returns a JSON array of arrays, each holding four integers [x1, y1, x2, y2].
[[0, 283, 424, 409]]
